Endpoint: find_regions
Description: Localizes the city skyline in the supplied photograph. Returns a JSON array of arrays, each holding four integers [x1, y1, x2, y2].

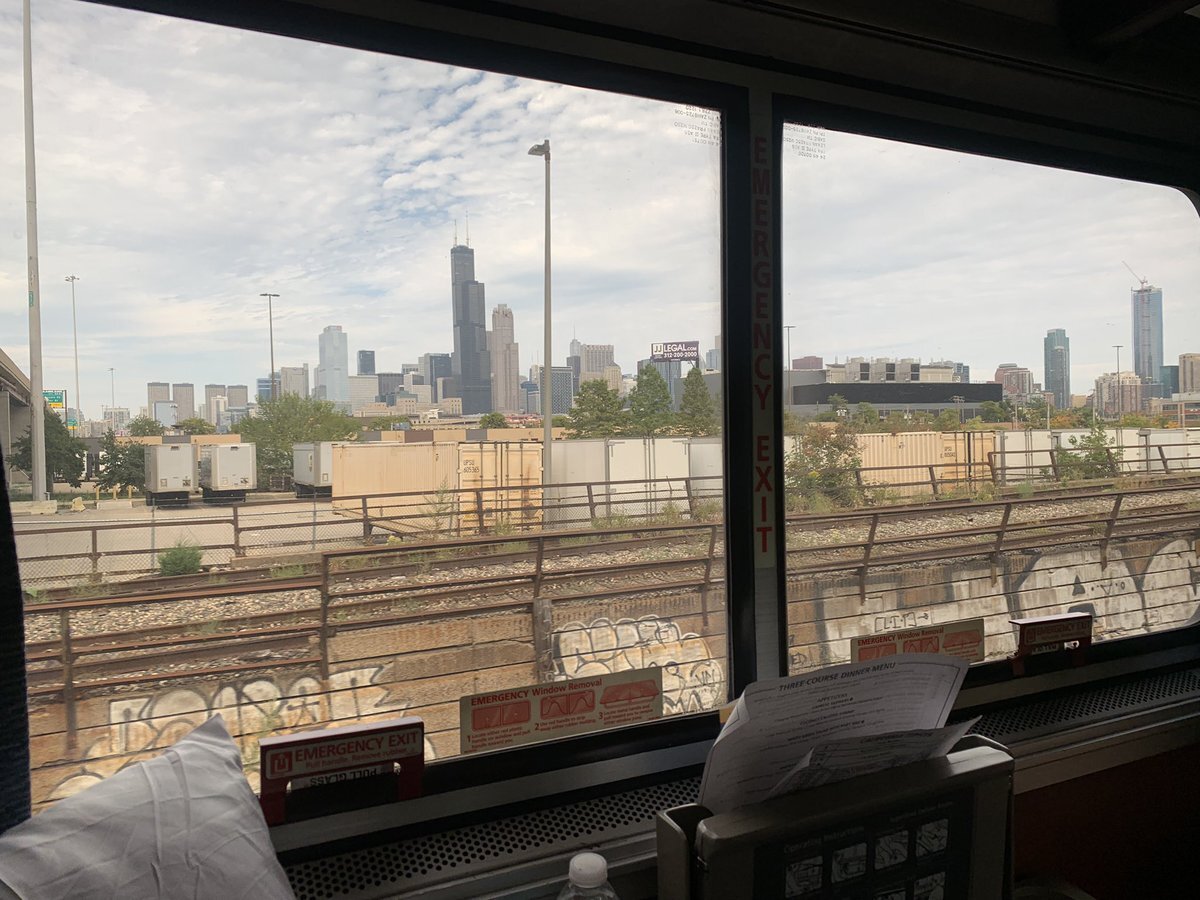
[[1, 2, 1195, 416]]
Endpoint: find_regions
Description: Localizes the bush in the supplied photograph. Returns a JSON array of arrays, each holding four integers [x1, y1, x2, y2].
[[785, 424, 863, 511], [159, 541, 203, 576]]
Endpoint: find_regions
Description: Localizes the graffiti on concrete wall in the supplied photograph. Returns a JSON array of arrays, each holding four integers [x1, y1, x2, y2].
[[789, 537, 1200, 672], [46, 664, 433, 804], [551, 615, 725, 714]]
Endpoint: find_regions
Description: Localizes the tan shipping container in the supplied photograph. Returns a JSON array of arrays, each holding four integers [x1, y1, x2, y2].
[[854, 432, 944, 492], [332, 442, 461, 535], [188, 433, 242, 445], [458, 442, 543, 534], [937, 430, 996, 491]]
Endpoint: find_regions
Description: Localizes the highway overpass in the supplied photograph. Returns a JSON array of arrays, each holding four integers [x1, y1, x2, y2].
[[0, 347, 32, 487]]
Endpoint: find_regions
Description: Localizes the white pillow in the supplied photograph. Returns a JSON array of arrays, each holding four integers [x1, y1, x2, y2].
[[0, 715, 295, 900]]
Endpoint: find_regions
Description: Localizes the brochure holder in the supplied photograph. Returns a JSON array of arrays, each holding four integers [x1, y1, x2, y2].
[[657, 738, 1013, 900]]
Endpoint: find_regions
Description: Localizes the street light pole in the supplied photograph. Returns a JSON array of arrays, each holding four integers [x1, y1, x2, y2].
[[1113, 344, 1123, 421], [23, 0, 47, 499], [65, 275, 81, 434], [107, 367, 115, 432], [528, 139, 552, 492], [261, 293, 279, 401], [783, 324, 795, 411]]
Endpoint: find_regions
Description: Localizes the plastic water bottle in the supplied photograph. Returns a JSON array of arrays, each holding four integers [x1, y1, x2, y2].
[[557, 852, 620, 899]]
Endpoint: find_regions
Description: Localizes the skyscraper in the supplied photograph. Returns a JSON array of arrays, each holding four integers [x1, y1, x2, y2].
[[203, 384, 226, 424], [489, 304, 521, 413], [279, 364, 309, 398], [316, 325, 350, 409], [171, 383, 195, 421], [1180, 353, 1200, 394], [1131, 284, 1164, 383], [147, 382, 170, 415], [1043, 329, 1070, 410], [226, 384, 249, 409], [449, 242, 492, 414], [419, 353, 452, 402], [357, 350, 376, 376]]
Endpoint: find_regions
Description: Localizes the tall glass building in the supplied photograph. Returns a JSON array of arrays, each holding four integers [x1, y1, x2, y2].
[[449, 243, 492, 414], [1043, 328, 1071, 410], [1131, 285, 1164, 384]]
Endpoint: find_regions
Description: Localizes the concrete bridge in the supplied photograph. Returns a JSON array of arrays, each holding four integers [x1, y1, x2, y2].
[[0, 347, 33, 486]]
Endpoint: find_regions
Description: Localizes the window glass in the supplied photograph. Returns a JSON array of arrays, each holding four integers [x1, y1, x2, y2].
[[781, 123, 1200, 672], [2, 1, 726, 809]]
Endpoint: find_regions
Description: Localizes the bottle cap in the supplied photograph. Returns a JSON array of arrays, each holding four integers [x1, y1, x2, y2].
[[569, 852, 608, 888]]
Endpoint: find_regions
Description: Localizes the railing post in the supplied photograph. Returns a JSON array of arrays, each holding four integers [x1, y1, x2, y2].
[[361, 496, 371, 542], [859, 513, 879, 603], [990, 502, 1011, 582], [319, 555, 331, 680], [586, 483, 597, 522], [928, 465, 940, 496], [90, 529, 100, 580], [700, 523, 717, 627], [987, 451, 999, 485], [59, 609, 77, 750], [1100, 494, 1123, 569], [531, 534, 555, 681], [231, 504, 243, 557], [1158, 445, 1170, 474], [1049, 448, 1061, 480], [475, 488, 486, 535], [684, 477, 695, 517]]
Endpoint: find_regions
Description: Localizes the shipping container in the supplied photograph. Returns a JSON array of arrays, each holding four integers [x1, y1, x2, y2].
[[293, 442, 336, 497], [1140, 428, 1200, 475], [188, 433, 243, 446], [547, 440, 608, 525], [198, 443, 257, 501], [143, 444, 196, 507], [332, 442, 461, 535], [605, 438, 691, 520], [458, 442, 543, 534], [687, 436, 725, 514]]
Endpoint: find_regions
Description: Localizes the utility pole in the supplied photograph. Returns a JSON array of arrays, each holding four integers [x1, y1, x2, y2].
[[23, 0, 47, 498], [260, 293, 279, 400], [1113, 345, 1123, 421], [65, 276, 81, 433]]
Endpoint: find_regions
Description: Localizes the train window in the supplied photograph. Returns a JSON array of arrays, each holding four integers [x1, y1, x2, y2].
[[780, 123, 1200, 673], [3, 2, 728, 810]]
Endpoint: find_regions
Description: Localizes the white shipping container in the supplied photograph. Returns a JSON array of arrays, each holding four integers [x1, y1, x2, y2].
[[293, 441, 334, 488], [198, 443, 257, 491], [144, 444, 196, 493]]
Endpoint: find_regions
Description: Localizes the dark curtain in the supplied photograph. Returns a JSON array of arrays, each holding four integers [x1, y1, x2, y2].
[[0, 452, 31, 831]]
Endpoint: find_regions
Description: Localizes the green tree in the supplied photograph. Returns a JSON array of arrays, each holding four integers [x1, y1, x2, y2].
[[477, 412, 508, 429], [364, 414, 411, 432], [933, 409, 960, 431], [234, 394, 358, 483], [11, 414, 86, 489], [127, 415, 165, 437], [783, 410, 806, 434], [678, 367, 719, 436], [565, 381, 627, 438], [850, 402, 880, 431], [627, 365, 675, 436], [1056, 421, 1122, 481], [979, 400, 1013, 423], [175, 417, 215, 435], [827, 393, 848, 417], [95, 430, 145, 493], [785, 424, 862, 511]]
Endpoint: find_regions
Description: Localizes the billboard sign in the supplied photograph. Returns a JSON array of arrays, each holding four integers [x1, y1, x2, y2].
[[650, 341, 700, 363]]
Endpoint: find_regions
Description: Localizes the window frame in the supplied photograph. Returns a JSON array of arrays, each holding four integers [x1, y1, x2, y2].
[[44, 0, 1200, 857]]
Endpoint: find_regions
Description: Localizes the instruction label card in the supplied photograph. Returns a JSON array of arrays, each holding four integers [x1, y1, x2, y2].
[[852, 618, 985, 663], [460, 667, 664, 754]]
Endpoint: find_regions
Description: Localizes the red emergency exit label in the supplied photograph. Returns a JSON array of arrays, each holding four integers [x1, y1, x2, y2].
[[259, 717, 423, 825]]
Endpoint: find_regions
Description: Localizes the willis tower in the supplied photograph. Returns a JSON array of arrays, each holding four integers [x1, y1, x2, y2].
[[449, 240, 492, 414]]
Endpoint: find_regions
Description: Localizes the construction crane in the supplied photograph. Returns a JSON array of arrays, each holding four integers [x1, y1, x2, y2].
[[1122, 260, 1149, 289]]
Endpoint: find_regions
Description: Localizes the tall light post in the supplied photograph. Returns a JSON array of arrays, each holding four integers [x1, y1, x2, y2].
[[528, 139, 552, 491], [1113, 344, 1123, 421], [783, 324, 795, 411], [65, 275, 81, 433], [23, 0, 47, 498], [261, 293, 279, 401], [107, 367, 115, 432]]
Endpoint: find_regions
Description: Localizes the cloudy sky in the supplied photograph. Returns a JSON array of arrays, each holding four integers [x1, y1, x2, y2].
[[1, 1, 1195, 417]]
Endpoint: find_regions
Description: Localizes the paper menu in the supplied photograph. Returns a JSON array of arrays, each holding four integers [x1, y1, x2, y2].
[[697, 654, 969, 815]]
